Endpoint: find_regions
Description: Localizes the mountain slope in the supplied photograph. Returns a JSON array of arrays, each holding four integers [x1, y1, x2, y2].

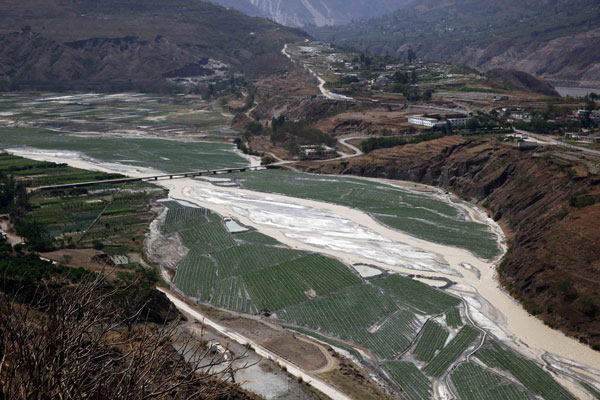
[[309, 0, 600, 86], [0, 0, 308, 92], [208, 0, 412, 27]]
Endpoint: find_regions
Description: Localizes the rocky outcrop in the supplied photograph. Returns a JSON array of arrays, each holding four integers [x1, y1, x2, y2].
[[302, 137, 600, 349], [209, 0, 412, 27]]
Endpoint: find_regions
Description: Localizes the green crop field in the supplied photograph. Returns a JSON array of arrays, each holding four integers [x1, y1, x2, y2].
[[172, 252, 217, 302], [476, 341, 576, 400], [413, 321, 449, 362], [0, 127, 247, 174], [446, 308, 463, 328], [382, 362, 432, 400], [580, 381, 600, 399], [0, 93, 233, 137], [451, 363, 530, 400], [232, 169, 500, 259], [213, 244, 305, 279], [235, 231, 281, 245], [244, 254, 362, 311], [374, 274, 461, 315], [277, 285, 421, 358], [180, 221, 237, 254], [163, 204, 575, 399], [0, 153, 165, 254], [424, 326, 480, 377]]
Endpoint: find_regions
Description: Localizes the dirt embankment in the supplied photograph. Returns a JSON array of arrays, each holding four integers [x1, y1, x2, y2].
[[300, 136, 600, 349]]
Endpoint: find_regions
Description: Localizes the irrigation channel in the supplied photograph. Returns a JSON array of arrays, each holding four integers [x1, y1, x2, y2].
[[9, 145, 600, 399]]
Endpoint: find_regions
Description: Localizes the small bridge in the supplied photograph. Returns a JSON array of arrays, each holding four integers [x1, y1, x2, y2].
[[29, 165, 272, 193]]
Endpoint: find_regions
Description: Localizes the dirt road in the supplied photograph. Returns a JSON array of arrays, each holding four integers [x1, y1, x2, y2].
[[159, 288, 353, 400]]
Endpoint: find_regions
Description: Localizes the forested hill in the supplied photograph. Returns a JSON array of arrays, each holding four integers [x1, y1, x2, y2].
[[309, 0, 600, 86], [0, 0, 308, 92]]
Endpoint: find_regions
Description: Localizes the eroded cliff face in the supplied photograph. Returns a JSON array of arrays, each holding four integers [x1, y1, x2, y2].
[[301, 136, 600, 349]]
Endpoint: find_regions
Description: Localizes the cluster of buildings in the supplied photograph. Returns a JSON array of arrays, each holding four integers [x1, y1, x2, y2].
[[573, 109, 600, 120], [408, 114, 469, 128], [565, 132, 600, 143]]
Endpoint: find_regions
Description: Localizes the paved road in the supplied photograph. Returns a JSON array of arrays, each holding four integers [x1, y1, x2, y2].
[[516, 129, 600, 158], [282, 43, 354, 102], [159, 289, 353, 400], [338, 137, 364, 158]]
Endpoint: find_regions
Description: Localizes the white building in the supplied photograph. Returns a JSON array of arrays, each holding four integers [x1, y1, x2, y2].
[[408, 116, 443, 128], [447, 117, 468, 127], [408, 115, 468, 128]]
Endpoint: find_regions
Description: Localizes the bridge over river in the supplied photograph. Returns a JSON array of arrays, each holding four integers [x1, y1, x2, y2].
[[29, 165, 272, 193]]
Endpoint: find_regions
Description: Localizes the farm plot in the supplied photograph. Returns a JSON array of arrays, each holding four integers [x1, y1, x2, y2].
[[235, 231, 280, 246], [277, 285, 420, 359], [179, 221, 236, 254], [374, 274, 460, 315], [233, 169, 501, 259], [413, 320, 449, 362], [0, 127, 248, 174], [211, 276, 257, 314], [476, 341, 576, 400], [423, 325, 480, 377], [172, 252, 217, 301], [446, 308, 463, 328], [580, 381, 600, 399], [382, 362, 432, 400], [213, 244, 305, 279], [164, 205, 210, 225], [451, 362, 530, 400], [244, 254, 362, 311]]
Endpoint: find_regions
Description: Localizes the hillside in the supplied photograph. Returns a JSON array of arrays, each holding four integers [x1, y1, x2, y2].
[[0, 0, 308, 92], [309, 0, 600, 87], [208, 0, 411, 27], [301, 137, 600, 350]]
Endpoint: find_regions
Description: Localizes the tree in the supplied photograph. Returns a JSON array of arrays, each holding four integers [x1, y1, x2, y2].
[[407, 48, 416, 63], [244, 121, 263, 136], [411, 69, 417, 84], [0, 274, 254, 399], [466, 118, 481, 131]]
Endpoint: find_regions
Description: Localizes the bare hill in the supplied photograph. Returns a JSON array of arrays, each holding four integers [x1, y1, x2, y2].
[[0, 0, 309, 92], [310, 0, 600, 87]]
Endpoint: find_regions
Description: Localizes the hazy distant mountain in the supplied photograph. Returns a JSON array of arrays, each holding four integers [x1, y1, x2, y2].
[[0, 0, 308, 92], [208, 0, 412, 27], [310, 0, 600, 86]]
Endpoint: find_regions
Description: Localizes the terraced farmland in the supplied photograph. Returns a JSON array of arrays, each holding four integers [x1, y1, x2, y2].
[[277, 285, 421, 358], [163, 202, 577, 399], [424, 326, 480, 377], [413, 320, 449, 362], [213, 245, 305, 279], [0, 126, 247, 174], [235, 231, 280, 245], [245, 254, 362, 311], [382, 362, 432, 400], [1, 153, 165, 255], [232, 169, 500, 259], [172, 252, 216, 302], [180, 221, 237, 253], [476, 341, 576, 400], [446, 308, 463, 328], [374, 274, 461, 315], [580, 381, 600, 399], [451, 363, 529, 400]]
